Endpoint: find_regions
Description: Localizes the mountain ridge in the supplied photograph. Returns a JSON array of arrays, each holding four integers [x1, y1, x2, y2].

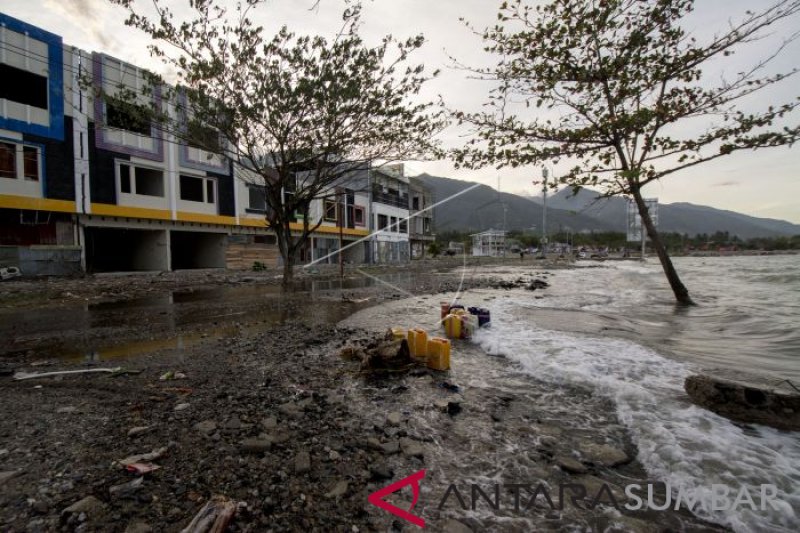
[[417, 174, 800, 239]]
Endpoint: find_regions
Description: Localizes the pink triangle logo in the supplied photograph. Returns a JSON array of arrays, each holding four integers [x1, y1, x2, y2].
[[367, 469, 426, 528]]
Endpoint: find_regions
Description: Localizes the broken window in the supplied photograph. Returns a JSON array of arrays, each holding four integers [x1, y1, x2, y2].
[[378, 214, 388, 230], [248, 185, 266, 212], [324, 200, 338, 222], [399, 220, 408, 234], [354, 206, 365, 226], [134, 167, 164, 197], [0, 63, 48, 110], [0, 143, 15, 179], [120, 164, 132, 193], [206, 180, 215, 204], [106, 98, 152, 135], [180, 175, 204, 202], [390, 216, 397, 232]]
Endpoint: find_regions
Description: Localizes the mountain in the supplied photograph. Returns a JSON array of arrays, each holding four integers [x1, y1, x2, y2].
[[416, 174, 614, 234], [418, 174, 800, 238]]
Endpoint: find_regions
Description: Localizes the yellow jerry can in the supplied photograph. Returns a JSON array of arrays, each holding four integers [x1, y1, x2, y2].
[[390, 327, 406, 341], [407, 328, 429, 359], [426, 337, 451, 371], [443, 314, 462, 339]]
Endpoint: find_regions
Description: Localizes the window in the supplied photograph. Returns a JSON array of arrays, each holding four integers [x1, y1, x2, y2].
[[206, 180, 215, 204], [354, 206, 365, 226], [0, 143, 16, 179], [186, 119, 221, 153], [0, 142, 40, 181], [0, 64, 48, 110], [377, 214, 388, 230], [412, 197, 419, 210], [106, 98, 152, 135], [399, 220, 408, 234], [324, 200, 338, 222], [179, 174, 216, 204], [248, 185, 266, 212], [118, 163, 165, 197], [23, 147, 39, 181], [135, 167, 164, 196], [390, 217, 397, 232], [120, 165, 131, 193], [180, 175, 204, 202]]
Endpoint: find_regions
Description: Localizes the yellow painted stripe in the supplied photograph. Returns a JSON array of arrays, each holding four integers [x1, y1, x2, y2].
[[90, 203, 173, 220], [239, 217, 369, 237], [0, 194, 76, 213], [176, 212, 237, 225]]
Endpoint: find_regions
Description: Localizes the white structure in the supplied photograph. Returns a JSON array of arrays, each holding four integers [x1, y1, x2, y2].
[[370, 163, 410, 263], [471, 229, 506, 257]]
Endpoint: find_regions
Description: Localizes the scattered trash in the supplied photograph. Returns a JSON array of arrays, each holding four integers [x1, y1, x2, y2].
[[117, 447, 168, 467], [181, 494, 239, 533], [128, 426, 150, 438], [160, 371, 187, 381], [467, 307, 492, 327], [438, 381, 461, 393], [342, 295, 370, 304], [526, 279, 550, 291], [0, 266, 21, 281], [109, 477, 144, 498], [14, 367, 123, 381], [125, 462, 161, 475], [174, 403, 191, 412]]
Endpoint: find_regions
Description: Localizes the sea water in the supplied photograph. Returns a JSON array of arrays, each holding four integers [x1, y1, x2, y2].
[[473, 255, 800, 532]]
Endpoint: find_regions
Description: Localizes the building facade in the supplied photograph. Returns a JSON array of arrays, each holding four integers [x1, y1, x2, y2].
[[0, 13, 385, 275], [369, 163, 410, 263], [471, 229, 506, 257], [408, 176, 434, 259]]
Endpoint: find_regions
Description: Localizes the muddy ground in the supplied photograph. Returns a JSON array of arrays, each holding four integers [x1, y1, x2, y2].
[[0, 260, 724, 532]]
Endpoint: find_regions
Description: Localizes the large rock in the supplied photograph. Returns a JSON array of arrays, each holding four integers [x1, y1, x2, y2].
[[579, 443, 629, 467], [685, 374, 800, 431]]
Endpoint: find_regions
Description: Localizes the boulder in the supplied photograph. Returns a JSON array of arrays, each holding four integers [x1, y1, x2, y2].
[[685, 374, 800, 431]]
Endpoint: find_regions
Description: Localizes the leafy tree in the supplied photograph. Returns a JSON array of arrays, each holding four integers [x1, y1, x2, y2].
[[453, 0, 800, 304], [107, 0, 443, 286]]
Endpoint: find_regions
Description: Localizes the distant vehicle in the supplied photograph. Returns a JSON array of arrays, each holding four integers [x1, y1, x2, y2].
[[444, 248, 458, 256]]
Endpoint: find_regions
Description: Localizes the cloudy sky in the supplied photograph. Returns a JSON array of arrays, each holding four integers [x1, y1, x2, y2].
[[4, 0, 799, 222]]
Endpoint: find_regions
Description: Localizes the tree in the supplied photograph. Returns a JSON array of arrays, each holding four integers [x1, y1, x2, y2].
[[107, 0, 443, 286], [453, 0, 800, 304]]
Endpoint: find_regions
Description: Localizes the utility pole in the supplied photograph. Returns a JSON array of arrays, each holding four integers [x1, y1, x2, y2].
[[338, 192, 345, 278], [540, 166, 549, 258]]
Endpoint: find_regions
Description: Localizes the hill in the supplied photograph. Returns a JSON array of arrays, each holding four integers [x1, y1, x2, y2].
[[418, 174, 800, 239]]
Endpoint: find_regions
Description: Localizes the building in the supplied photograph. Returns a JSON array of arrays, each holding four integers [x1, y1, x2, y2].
[[369, 163, 410, 263], [0, 13, 375, 275], [471, 229, 506, 257], [408, 176, 434, 259]]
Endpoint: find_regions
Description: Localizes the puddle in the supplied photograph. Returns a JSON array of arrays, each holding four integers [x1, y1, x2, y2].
[[0, 279, 382, 362]]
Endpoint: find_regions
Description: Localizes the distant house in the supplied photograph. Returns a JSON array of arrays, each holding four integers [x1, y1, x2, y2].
[[471, 229, 506, 257], [369, 163, 410, 263], [408, 176, 434, 259]]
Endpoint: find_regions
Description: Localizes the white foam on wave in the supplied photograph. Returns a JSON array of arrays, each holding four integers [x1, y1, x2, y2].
[[474, 298, 800, 532]]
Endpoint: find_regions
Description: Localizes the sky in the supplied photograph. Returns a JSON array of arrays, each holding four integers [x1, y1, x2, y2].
[[4, 0, 799, 223]]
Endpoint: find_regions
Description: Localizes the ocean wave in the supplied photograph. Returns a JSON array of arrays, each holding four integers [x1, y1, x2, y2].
[[474, 298, 800, 532]]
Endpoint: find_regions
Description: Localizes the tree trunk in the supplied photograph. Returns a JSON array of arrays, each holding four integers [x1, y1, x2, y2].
[[630, 185, 694, 305], [275, 221, 295, 291]]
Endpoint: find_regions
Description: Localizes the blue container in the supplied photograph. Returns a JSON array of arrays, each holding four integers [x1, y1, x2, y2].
[[468, 307, 491, 327]]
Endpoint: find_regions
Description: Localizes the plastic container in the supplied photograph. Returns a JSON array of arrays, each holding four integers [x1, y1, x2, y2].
[[407, 328, 429, 359], [426, 338, 451, 371], [440, 302, 451, 321], [460, 314, 477, 339], [468, 307, 492, 328], [390, 327, 406, 341], [443, 314, 462, 339]]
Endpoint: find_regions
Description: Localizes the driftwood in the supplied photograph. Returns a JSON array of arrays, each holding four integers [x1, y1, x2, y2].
[[685, 374, 800, 431], [181, 495, 238, 533], [13, 367, 141, 381]]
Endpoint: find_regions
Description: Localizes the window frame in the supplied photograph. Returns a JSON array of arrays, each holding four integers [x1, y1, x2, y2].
[[353, 206, 365, 227], [179, 173, 217, 204], [116, 160, 166, 199], [323, 199, 338, 222], [0, 140, 41, 182]]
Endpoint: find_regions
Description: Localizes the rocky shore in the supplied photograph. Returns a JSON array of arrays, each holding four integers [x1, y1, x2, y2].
[[0, 263, 732, 531]]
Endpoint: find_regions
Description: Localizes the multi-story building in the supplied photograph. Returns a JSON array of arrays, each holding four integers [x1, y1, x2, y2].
[[369, 163, 410, 263], [408, 176, 434, 259], [0, 13, 375, 275]]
